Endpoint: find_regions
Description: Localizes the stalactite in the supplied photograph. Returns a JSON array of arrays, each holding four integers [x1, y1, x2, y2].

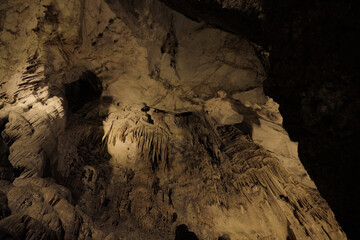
[[0, 0, 349, 238], [130, 125, 170, 171]]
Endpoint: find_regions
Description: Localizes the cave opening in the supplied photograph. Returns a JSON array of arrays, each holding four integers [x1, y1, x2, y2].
[[65, 71, 103, 113], [175, 224, 199, 240]]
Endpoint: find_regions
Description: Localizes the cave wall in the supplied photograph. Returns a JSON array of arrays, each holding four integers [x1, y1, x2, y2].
[[158, 0, 360, 238], [263, 2, 360, 238], [0, 0, 356, 239]]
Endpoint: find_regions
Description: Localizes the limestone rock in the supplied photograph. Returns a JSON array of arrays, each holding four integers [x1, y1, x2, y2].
[[0, 0, 349, 239]]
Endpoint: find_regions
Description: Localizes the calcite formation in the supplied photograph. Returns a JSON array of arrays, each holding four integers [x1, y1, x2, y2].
[[0, 0, 348, 239]]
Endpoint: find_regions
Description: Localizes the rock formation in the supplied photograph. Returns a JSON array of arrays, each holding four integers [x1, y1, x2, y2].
[[0, 0, 354, 239]]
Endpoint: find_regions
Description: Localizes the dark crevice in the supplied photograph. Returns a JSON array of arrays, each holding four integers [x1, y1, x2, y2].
[[0, 117, 14, 182], [218, 234, 231, 240], [175, 224, 199, 240], [168, 189, 173, 206], [65, 71, 102, 113], [145, 113, 154, 124]]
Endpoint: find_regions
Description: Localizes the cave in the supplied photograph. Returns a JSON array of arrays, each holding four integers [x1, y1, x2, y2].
[[175, 224, 199, 240], [0, 0, 358, 239], [65, 71, 103, 113]]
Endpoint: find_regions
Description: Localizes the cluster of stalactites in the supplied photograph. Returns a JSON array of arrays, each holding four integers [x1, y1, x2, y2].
[[103, 116, 170, 171], [131, 125, 170, 171]]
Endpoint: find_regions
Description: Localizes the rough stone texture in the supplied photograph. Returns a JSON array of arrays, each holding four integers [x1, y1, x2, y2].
[[157, 0, 360, 238], [0, 0, 351, 239], [158, 0, 265, 45]]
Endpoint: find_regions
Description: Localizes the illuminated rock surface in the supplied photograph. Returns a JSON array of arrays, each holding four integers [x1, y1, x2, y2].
[[0, 0, 350, 239]]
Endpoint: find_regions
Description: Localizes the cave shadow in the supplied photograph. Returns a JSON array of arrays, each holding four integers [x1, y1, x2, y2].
[[51, 70, 116, 222], [0, 118, 14, 183], [175, 224, 199, 240]]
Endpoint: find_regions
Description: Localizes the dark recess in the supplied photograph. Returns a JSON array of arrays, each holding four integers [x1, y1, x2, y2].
[[65, 71, 103, 113], [0, 118, 14, 182], [175, 224, 199, 240], [218, 234, 231, 240], [262, 1, 360, 238]]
